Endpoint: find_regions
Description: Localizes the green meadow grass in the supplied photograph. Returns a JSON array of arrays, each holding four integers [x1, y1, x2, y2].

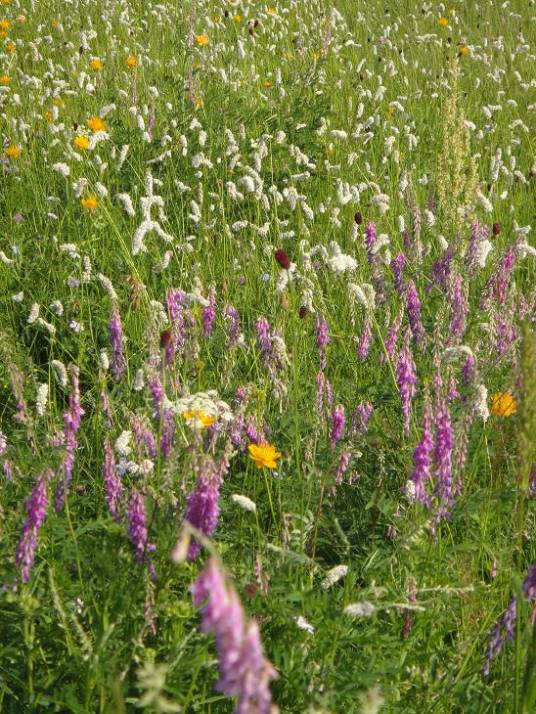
[[0, 0, 535, 711]]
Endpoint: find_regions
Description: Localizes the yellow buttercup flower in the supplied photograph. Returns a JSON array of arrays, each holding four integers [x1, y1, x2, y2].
[[195, 34, 209, 46], [438, 16, 449, 27], [490, 393, 517, 417], [182, 410, 216, 428], [5, 144, 21, 159], [126, 55, 137, 68], [87, 116, 106, 132], [73, 134, 90, 151], [0, 73, 9, 85], [232, 14, 241, 22], [81, 195, 99, 211], [248, 443, 281, 470], [89, 58, 103, 70]]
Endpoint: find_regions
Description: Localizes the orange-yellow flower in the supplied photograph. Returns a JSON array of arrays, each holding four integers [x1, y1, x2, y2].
[[0, 19, 10, 30], [5, 40, 16, 52], [89, 58, 103, 71], [193, 96, 204, 109], [248, 443, 281, 469], [73, 134, 90, 151], [490, 393, 517, 417], [81, 195, 99, 211], [5, 144, 20, 159], [126, 55, 137, 68], [182, 410, 215, 428], [458, 45, 470, 57], [232, 14, 241, 22], [195, 34, 209, 46], [438, 16, 449, 27], [0, 73, 8, 85], [267, 7, 278, 16], [87, 116, 106, 132]]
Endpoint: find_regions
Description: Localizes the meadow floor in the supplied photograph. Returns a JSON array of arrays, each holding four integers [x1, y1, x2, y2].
[[1, 0, 536, 711]]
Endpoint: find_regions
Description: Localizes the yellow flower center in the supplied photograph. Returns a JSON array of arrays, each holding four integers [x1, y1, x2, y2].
[[182, 410, 216, 428], [248, 443, 281, 469], [73, 135, 90, 151], [87, 116, 106, 132], [5, 145, 21, 158], [81, 195, 99, 211], [490, 393, 517, 418]]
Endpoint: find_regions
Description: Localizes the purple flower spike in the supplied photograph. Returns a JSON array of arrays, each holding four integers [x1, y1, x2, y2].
[[406, 280, 426, 350], [55, 366, 84, 512], [127, 488, 155, 572], [109, 307, 126, 381], [191, 558, 278, 713], [223, 305, 241, 348], [410, 395, 433, 506], [315, 316, 330, 371], [357, 318, 372, 362], [202, 288, 217, 337], [330, 405, 346, 449], [396, 329, 417, 436], [103, 440, 123, 521], [483, 597, 517, 677], [391, 253, 406, 295], [16, 471, 49, 582], [434, 399, 454, 520]]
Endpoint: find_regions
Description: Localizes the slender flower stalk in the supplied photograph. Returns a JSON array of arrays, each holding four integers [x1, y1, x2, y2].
[[191, 558, 278, 714]]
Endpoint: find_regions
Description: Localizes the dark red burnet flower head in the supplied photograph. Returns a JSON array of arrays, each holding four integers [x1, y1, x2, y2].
[[298, 305, 308, 319], [274, 248, 291, 270], [160, 329, 173, 348], [492, 222, 501, 238], [354, 211, 363, 225]]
